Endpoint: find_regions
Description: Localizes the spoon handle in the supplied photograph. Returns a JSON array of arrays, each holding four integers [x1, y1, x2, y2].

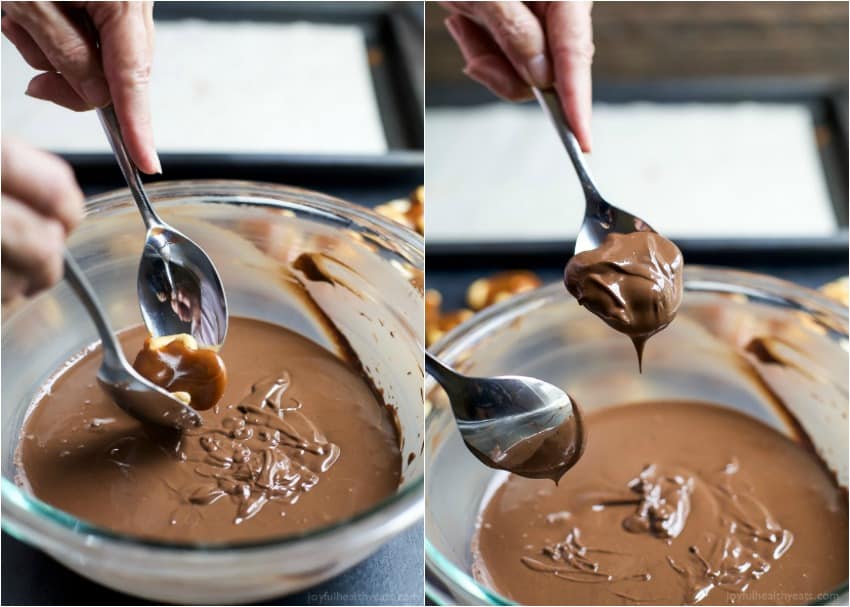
[[96, 105, 161, 230], [532, 88, 604, 211], [425, 351, 467, 398], [63, 251, 127, 369]]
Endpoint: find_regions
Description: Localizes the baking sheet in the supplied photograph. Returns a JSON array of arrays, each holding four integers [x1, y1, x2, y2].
[[426, 101, 838, 242], [2, 20, 388, 155]]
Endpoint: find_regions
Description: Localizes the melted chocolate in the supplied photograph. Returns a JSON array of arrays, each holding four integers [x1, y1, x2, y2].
[[465, 406, 585, 484], [472, 401, 848, 605], [565, 232, 683, 369], [132, 335, 227, 411], [16, 317, 401, 543], [614, 463, 693, 539]]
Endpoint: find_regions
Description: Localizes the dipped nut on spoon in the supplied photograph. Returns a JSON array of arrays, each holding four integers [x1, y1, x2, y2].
[[133, 333, 227, 411], [96, 105, 229, 419], [533, 88, 683, 368], [565, 232, 683, 369], [430, 91, 682, 485]]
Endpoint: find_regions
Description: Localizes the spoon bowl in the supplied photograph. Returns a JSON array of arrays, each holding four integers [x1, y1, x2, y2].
[[425, 351, 583, 481], [576, 200, 654, 255], [96, 369, 202, 431], [97, 106, 228, 348], [138, 225, 228, 347]]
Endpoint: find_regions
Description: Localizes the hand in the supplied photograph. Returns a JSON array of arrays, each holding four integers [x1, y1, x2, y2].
[[1, 138, 84, 301], [442, 1, 594, 151], [1, 1, 160, 173]]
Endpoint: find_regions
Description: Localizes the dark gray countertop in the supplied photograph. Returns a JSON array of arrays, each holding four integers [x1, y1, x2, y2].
[[2, 521, 423, 606]]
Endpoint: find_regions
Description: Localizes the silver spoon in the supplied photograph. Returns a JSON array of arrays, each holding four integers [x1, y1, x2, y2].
[[425, 351, 584, 482], [64, 252, 202, 430], [533, 87, 654, 254], [97, 106, 228, 348]]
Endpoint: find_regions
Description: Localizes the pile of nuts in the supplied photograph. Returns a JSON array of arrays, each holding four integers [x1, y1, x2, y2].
[[820, 276, 848, 306], [465, 270, 542, 311], [374, 186, 424, 235], [425, 290, 472, 347], [426, 270, 542, 346]]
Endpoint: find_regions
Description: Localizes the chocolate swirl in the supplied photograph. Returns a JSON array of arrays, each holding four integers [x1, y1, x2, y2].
[[176, 373, 340, 524]]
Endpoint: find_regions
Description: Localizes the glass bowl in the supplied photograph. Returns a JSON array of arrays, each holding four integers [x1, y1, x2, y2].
[[2, 180, 424, 604], [425, 267, 848, 606]]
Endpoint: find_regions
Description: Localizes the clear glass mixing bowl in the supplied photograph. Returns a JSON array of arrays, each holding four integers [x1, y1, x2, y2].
[[1, 180, 424, 604], [425, 268, 848, 606]]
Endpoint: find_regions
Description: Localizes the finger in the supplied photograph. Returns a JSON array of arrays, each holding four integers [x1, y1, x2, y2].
[[450, 1, 552, 89], [1, 16, 52, 71], [1, 196, 66, 296], [1, 265, 28, 303], [445, 14, 531, 101], [90, 2, 160, 174], [142, 1, 155, 51], [1, 138, 85, 232], [3, 2, 111, 107], [545, 1, 594, 152], [26, 72, 91, 112]]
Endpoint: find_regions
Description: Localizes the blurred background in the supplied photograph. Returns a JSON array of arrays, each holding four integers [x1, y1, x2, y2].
[[2, 1, 423, 206], [2, 2, 423, 605], [424, 1, 848, 319]]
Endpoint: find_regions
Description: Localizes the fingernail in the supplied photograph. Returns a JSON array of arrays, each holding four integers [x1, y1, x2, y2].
[[25, 80, 43, 99], [464, 58, 529, 101], [464, 60, 510, 92], [153, 153, 163, 175], [525, 54, 553, 89], [444, 15, 463, 42], [80, 77, 111, 108]]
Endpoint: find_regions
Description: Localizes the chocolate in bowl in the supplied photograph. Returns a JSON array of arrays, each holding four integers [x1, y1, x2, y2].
[[425, 270, 848, 606], [1, 181, 424, 604]]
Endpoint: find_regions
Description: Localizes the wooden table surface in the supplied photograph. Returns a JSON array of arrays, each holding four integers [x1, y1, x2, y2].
[[426, 1, 849, 85]]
